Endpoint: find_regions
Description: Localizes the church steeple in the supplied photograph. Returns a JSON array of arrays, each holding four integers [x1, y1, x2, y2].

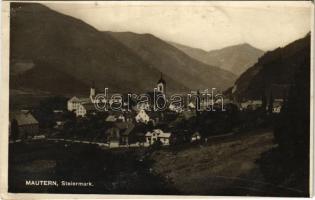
[[157, 73, 166, 84], [157, 73, 166, 94], [90, 81, 96, 98]]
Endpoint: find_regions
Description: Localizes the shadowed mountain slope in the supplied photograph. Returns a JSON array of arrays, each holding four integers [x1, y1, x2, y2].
[[10, 3, 187, 95], [229, 33, 310, 100], [108, 31, 237, 91]]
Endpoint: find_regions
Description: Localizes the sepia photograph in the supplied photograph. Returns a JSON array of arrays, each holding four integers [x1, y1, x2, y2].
[[2, 1, 313, 197]]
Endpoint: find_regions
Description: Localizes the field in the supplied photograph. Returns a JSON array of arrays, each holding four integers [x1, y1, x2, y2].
[[149, 129, 306, 196], [9, 128, 303, 196], [9, 141, 174, 194]]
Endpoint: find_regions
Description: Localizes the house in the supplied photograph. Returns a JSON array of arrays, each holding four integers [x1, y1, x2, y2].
[[191, 132, 201, 142], [134, 101, 151, 111], [67, 96, 90, 112], [67, 96, 92, 116], [240, 100, 263, 111], [54, 120, 66, 129], [188, 102, 196, 110], [76, 103, 97, 117], [105, 126, 120, 148], [117, 114, 126, 122], [105, 122, 135, 147], [135, 109, 150, 124], [272, 99, 284, 113], [118, 122, 135, 145], [54, 120, 65, 129], [67, 84, 100, 116], [169, 103, 183, 113], [9, 111, 39, 139], [145, 129, 172, 146], [105, 114, 117, 122]]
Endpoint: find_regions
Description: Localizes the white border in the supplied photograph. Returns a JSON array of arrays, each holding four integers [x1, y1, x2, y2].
[[0, 1, 314, 200]]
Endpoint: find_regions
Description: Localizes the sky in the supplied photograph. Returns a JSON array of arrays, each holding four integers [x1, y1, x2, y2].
[[45, 1, 312, 51]]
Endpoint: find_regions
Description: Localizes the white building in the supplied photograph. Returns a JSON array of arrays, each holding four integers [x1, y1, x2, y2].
[[191, 132, 201, 142], [75, 103, 96, 117], [67, 96, 90, 112], [145, 129, 172, 146], [169, 103, 183, 113], [67, 84, 100, 117], [135, 109, 150, 124]]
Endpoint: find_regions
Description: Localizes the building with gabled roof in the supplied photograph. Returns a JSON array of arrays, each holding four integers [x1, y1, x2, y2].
[[135, 109, 150, 124], [67, 83, 99, 117], [76, 103, 97, 117], [105, 122, 135, 147], [145, 129, 172, 146], [9, 111, 39, 139]]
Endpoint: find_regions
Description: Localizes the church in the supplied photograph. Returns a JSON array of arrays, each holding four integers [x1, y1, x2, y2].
[[67, 74, 167, 116], [156, 73, 166, 94]]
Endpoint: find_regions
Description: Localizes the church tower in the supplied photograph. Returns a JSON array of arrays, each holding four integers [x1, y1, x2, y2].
[[157, 73, 166, 94], [90, 81, 96, 99]]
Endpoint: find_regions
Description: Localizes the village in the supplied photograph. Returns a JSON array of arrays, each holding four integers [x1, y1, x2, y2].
[[9, 74, 286, 150]]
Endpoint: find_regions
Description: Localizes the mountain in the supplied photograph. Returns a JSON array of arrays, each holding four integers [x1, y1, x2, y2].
[[10, 3, 187, 95], [228, 33, 310, 100], [108, 31, 236, 91], [10, 3, 236, 97], [169, 42, 264, 75]]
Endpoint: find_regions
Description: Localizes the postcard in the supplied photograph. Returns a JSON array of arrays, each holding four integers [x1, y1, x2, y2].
[[0, 1, 313, 199]]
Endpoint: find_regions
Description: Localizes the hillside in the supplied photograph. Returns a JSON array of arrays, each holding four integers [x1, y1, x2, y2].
[[230, 33, 310, 100], [108, 32, 236, 91], [170, 42, 264, 75], [10, 3, 187, 95]]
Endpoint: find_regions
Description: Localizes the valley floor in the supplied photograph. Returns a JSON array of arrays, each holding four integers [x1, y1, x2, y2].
[[149, 129, 301, 196], [9, 128, 303, 196]]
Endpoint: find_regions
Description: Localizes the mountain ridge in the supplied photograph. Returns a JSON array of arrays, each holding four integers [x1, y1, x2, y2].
[[229, 33, 310, 100], [10, 3, 236, 96], [10, 3, 188, 95], [169, 41, 264, 75], [107, 31, 236, 91]]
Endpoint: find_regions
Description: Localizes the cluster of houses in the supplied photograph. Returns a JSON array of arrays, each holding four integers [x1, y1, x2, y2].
[[239, 98, 284, 113], [105, 121, 175, 148], [9, 75, 286, 145]]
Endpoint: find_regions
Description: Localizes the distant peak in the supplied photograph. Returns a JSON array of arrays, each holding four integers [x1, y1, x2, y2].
[[240, 43, 252, 47], [241, 43, 263, 50], [107, 31, 155, 37]]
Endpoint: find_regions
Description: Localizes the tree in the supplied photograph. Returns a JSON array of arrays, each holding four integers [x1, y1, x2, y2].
[[258, 43, 310, 196], [10, 119, 19, 140], [268, 92, 274, 114], [261, 90, 267, 113]]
